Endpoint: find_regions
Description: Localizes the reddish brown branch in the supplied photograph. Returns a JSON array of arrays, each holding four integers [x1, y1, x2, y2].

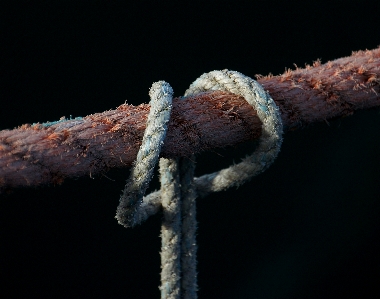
[[1, 47, 379, 192]]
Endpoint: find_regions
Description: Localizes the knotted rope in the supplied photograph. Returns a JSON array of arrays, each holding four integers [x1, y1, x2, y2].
[[115, 70, 283, 299]]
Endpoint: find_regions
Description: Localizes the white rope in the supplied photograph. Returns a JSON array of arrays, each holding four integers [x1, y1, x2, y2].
[[159, 157, 182, 299], [115, 81, 173, 228], [115, 70, 283, 299], [124, 70, 284, 227], [185, 70, 283, 197]]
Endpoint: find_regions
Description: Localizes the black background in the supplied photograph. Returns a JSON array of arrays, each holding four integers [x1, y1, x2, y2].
[[1, 1, 380, 298]]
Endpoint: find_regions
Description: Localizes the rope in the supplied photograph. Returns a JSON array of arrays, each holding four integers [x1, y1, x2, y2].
[[119, 70, 284, 228], [115, 81, 173, 228], [159, 157, 182, 299], [185, 70, 283, 197], [115, 70, 283, 299]]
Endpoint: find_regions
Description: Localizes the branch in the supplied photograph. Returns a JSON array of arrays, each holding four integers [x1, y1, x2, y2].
[[1, 47, 379, 192]]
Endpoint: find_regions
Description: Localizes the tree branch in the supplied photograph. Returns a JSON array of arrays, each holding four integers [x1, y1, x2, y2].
[[1, 47, 379, 192]]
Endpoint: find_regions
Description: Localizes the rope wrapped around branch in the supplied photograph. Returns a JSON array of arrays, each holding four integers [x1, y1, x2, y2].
[[115, 70, 283, 298]]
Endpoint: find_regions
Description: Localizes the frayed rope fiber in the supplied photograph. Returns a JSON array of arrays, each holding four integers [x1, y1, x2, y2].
[[115, 70, 283, 299]]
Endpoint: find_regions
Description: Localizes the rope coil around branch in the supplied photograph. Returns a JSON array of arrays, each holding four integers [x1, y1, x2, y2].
[[115, 81, 174, 228], [115, 70, 283, 299], [185, 70, 283, 197]]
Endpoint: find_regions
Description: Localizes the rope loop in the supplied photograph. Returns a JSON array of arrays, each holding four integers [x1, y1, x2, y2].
[[185, 70, 283, 197], [115, 81, 173, 228]]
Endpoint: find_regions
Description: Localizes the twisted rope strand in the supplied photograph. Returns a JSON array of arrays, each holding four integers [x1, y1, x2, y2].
[[1, 47, 379, 192], [185, 70, 283, 197], [159, 157, 182, 299], [114, 80, 199, 298], [115, 81, 173, 228]]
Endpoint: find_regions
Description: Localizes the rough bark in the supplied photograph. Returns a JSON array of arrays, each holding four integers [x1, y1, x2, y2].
[[0, 47, 379, 192]]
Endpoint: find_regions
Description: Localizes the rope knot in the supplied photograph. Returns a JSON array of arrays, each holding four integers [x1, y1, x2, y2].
[[116, 70, 283, 227], [115, 70, 283, 299]]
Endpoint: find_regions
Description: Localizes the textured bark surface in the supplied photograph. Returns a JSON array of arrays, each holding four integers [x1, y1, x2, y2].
[[0, 47, 379, 192]]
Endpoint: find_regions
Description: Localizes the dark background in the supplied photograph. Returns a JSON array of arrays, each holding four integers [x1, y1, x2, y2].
[[1, 1, 380, 298]]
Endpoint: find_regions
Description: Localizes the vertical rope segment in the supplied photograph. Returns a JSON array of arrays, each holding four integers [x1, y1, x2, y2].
[[159, 157, 182, 299]]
